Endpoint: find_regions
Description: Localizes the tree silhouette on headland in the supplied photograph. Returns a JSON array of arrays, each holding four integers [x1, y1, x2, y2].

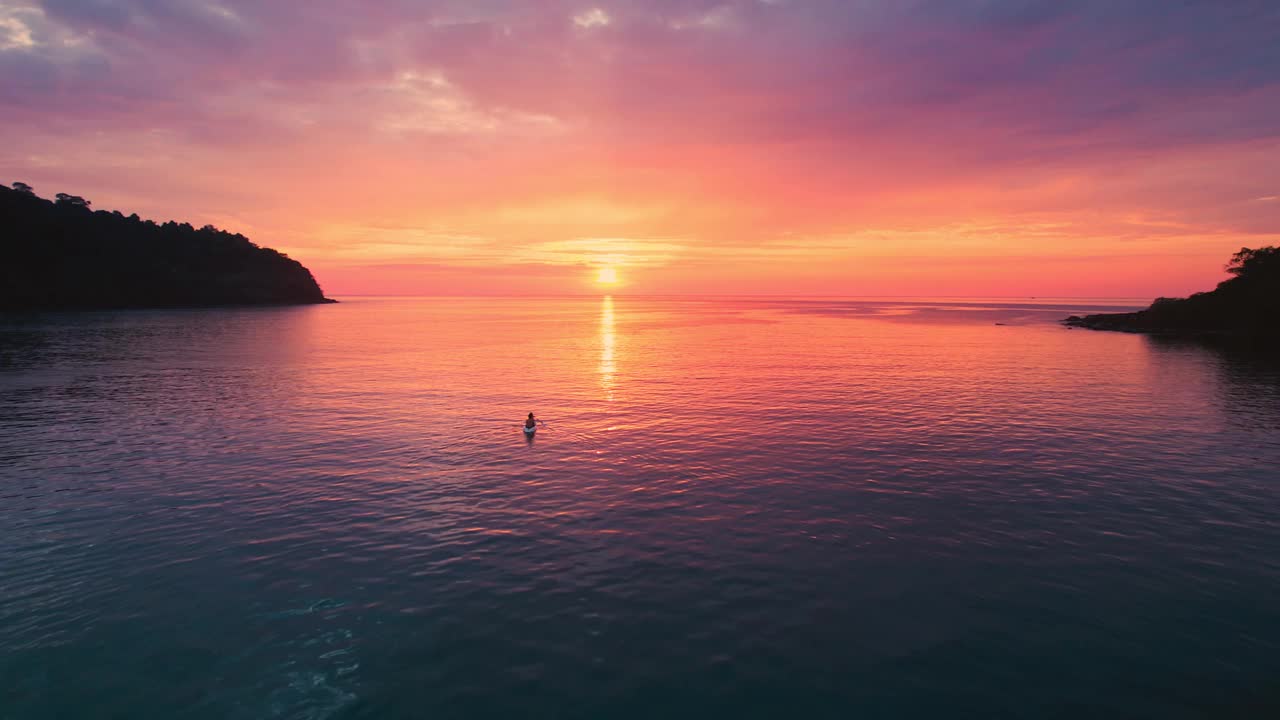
[[1065, 246, 1279, 338], [54, 192, 91, 209], [1, 183, 333, 311], [1226, 247, 1280, 280]]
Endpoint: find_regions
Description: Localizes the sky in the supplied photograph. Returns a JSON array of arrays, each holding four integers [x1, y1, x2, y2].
[[2, 0, 1278, 297]]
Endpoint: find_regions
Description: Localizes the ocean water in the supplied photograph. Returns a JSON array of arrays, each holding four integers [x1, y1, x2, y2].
[[2, 296, 1279, 719]]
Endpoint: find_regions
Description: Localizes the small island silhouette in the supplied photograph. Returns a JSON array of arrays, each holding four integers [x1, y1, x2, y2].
[[1064, 246, 1279, 339], [1, 182, 334, 311]]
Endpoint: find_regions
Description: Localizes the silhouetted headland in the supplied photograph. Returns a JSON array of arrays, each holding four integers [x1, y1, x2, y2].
[[1063, 247, 1279, 340], [1, 182, 334, 311]]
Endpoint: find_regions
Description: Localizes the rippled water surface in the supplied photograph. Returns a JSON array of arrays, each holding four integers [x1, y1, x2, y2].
[[3, 297, 1280, 719]]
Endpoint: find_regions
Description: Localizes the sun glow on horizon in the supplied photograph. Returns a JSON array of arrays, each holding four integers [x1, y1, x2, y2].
[[596, 267, 619, 286]]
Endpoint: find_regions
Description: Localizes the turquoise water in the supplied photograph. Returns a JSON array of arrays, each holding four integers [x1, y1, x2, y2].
[[2, 297, 1279, 718]]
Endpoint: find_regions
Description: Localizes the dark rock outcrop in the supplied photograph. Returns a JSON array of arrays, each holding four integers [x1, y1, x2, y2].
[[1, 183, 334, 310], [1063, 247, 1279, 339]]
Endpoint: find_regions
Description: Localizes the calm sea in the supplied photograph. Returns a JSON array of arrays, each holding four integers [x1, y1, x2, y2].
[[3, 297, 1279, 719]]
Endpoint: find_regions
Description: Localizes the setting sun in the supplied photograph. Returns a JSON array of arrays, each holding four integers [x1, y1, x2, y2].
[[596, 267, 619, 285]]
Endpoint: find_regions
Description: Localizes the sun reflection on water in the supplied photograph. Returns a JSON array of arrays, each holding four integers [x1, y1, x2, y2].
[[600, 295, 616, 400]]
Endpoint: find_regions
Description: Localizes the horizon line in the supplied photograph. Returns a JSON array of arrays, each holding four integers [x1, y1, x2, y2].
[[327, 293, 1156, 300]]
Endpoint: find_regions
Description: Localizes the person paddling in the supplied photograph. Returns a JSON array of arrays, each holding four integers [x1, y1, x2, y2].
[[524, 412, 537, 432]]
